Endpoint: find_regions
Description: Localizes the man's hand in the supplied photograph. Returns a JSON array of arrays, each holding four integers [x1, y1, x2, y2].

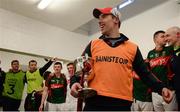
[[162, 88, 173, 104], [70, 82, 82, 98], [39, 104, 43, 112], [51, 57, 58, 62]]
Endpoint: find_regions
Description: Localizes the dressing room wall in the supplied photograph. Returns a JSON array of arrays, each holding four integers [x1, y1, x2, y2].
[[0, 8, 89, 61], [89, 0, 180, 58]]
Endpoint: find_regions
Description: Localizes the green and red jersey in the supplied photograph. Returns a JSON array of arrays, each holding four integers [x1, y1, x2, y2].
[[46, 73, 67, 104], [147, 46, 174, 88]]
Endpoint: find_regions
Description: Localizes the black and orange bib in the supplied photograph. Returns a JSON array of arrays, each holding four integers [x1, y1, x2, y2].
[[89, 38, 137, 101]]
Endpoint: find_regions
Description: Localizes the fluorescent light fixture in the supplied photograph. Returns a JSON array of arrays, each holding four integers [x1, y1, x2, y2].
[[117, 0, 134, 10], [37, 0, 53, 10]]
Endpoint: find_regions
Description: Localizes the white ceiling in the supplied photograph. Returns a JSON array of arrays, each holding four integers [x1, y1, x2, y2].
[[0, 0, 169, 35]]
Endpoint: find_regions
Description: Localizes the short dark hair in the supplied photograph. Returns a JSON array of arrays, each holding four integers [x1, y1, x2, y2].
[[11, 60, 19, 65], [29, 60, 37, 65], [153, 30, 165, 39], [54, 62, 62, 68], [43, 71, 51, 80], [67, 62, 74, 67]]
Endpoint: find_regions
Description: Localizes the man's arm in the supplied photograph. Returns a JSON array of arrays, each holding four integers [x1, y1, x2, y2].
[[82, 41, 92, 57], [39, 58, 57, 76], [0, 69, 6, 93], [39, 76, 51, 111], [64, 75, 67, 98], [133, 47, 165, 94], [1, 70, 6, 84], [39, 86, 48, 111], [23, 72, 26, 84]]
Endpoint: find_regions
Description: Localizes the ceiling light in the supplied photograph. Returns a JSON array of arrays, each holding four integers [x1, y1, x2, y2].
[[117, 0, 134, 10], [37, 0, 53, 10]]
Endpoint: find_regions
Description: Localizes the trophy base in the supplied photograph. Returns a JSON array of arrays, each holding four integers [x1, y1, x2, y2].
[[78, 88, 97, 99]]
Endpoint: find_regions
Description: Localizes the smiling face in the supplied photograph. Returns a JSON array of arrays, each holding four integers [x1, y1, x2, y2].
[[154, 32, 166, 47], [98, 14, 119, 35], [165, 28, 180, 46], [67, 64, 75, 76]]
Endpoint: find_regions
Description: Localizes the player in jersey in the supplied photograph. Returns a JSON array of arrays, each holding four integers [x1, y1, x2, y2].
[[24, 58, 56, 111], [2, 60, 25, 111], [147, 30, 178, 111], [39, 62, 67, 111], [70, 7, 173, 111], [62, 62, 78, 111], [131, 60, 154, 111], [165, 26, 180, 110]]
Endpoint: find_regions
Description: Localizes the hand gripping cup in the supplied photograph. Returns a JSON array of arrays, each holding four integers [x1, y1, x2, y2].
[[74, 54, 97, 99]]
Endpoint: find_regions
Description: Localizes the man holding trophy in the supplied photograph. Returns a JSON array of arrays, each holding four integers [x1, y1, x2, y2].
[[71, 7, 173, 111]]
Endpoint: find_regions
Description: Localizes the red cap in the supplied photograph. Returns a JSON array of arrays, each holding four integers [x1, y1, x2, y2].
[[93, 7, 121, 20], [93, 7, 113, 18]]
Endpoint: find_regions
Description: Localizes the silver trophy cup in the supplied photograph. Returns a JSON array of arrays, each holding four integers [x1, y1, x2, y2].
[[74, 54, 97, 99]]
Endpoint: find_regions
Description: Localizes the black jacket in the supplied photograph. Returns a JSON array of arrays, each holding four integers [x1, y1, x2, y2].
[[171, 47, 180, 91], [0, 68, 5, 96]]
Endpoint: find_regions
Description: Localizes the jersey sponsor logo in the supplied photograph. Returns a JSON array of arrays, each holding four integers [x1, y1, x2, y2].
[[149, 56, 170, 68], [149, 54, 154, 58], [50, 79, 56, 83], [7, 78, 17, 84], [96, 56, 128, 64], [50, 84, 63, 89], [50, 79, 64, 84]]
